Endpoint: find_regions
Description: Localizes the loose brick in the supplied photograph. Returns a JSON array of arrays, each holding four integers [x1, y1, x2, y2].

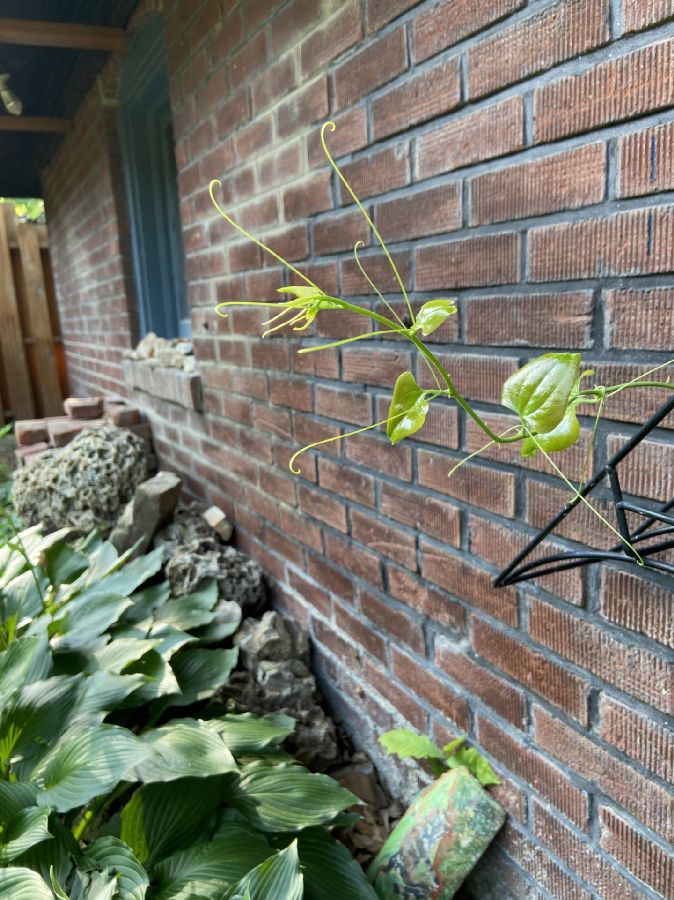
[[413, 0, 525, 62], [464, 292, 593, 348], [107, 405, 141, 427], [471, 143, 606, 226], [380, 482, 461, 546], [362, 657, 426, 730], [300, 2, 362, 76], [421, 545, 518, 625], [47, 418, 93, 447], [623, 0, 674, 33], [351, 509, 417, 568], [477, 714, 589, 826], [64, 396, 103, 420], [535, 37, 674, 142], [388, 565, 465, 631], [436, 635, 527, 728], [393, 648, 471, 729], [361, 589, 425, 653], [333, 25, 407, 111], [338, 144, 410, 203], [529, 206, 674, 282], [418, 450, 516, 518], [342, 347, 411, 388], [416, 233, 520, 290], [600, 567, 674, 649], [335, 602, 386, 662], [600, 806, 674, 898], [472, 617, 589, 723], [468, 0, 609, 99], [417, 97, 524, 178], [599, 694, 674, 783], [366, 0, 421, 33], [15, 419, 48, 446], [535, 706, 674, 841], [618, 121, 674, 198], [373, 57, 461, 140], [606, 288, 674, 350], [376, 183, 461, 242]]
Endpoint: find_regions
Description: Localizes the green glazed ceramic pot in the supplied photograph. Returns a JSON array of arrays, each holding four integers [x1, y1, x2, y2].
[[368, 766, 505, 899]]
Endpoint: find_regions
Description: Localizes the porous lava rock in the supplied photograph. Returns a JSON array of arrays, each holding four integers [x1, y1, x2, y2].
[[166, 542, 265, 616], [11, 426, 147, 535]]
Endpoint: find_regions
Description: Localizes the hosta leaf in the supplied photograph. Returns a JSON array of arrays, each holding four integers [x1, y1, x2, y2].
[[92, 638, 163, 674], [73, 671, 146, 723], [79, 546, 163, 602], [413, 299, 457, 336], [520, 404, 581, 458], [0, 633, 50, 707], [12, 815, 80, 887], [296, 828, 379, 900], [0, 866, 54, 899], [210, 713, 296, 754], [123, 650, 180, 705], [122, 581, 171, 625], [170, 647, 238, 705], [0, 805, 52, 862], [224, 841, 302, 900], [0, 782, 38, 820], [34, 725, 149, 812], [386, 372, 429, 445], [154, 581, 218, 631], [378, 728, 445, 761], [51, 593, 133, 653], [501, 353, 581, 434], [131, 721, 238, 783], [228, 764, 357, 833], [44, 543, 89, 587], [0, 569, 45, 625], [84, 836, 149, 900]]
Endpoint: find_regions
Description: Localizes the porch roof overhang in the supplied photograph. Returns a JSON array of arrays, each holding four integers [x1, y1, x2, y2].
[[0, 0, 139, 197]]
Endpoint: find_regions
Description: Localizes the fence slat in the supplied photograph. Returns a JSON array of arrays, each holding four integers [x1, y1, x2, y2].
[[0, 205, 34, 419]]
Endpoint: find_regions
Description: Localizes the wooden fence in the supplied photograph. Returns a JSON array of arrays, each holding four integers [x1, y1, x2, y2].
[[0, 202, 67, 423]]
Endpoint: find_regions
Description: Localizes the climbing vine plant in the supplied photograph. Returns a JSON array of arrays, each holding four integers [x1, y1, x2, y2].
[[209, 121, 674, 563]]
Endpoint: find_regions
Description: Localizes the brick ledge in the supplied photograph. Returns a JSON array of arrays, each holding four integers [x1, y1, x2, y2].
[[122, 358, 203, 411]]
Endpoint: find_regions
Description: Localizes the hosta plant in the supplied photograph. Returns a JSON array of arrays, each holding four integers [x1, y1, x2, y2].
[[0, 526, 378, 899], [209, 121, 674, 562]]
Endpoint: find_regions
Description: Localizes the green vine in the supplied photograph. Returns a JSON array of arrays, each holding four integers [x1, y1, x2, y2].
[[209, 121, 674, 559]]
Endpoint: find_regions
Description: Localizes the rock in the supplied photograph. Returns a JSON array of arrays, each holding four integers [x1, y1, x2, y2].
[[154, 503, 219, 561], [125, 332, 195, 371], [368, 767, 505, 899], [15, 420, 48, 446], [202, 505, 233, 542], [334, 761, 389, 808], [254, 659, 316, 710], [15, 441, 50, 467], [109, 470, 182, 557], [234, 611, 308, 670], [107, 405, 141, 427], [64, 397, 104, 420], [11, 426, 147, 536], [166, 543, 265, 615]]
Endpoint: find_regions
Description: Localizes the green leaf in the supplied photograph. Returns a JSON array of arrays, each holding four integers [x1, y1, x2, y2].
[[0, 867, 54, 899], [154, 582, 219, 631], [170, 646, 238, 705], [209, 713, 296, 755], [0, 634, 50, 709], [224, 841, 303, 900], [501, 353, 581, 434], [75, 546, 163, 605], [131, 721, 238, 783], [0, 569, 45, 626], [123, 650, 180, 705], [296, 828, 379, 900], [445, 747, 500, 787], [44, 543, 89, 587], [51, 593, 133, 653], [520, 403, 581, 458], [12, 816, 80, 888], [413, 299, 457, 336], [228, 764, 357, 833], [386, 372, 429, 445], [122, 581, 171, 625], [92, 638, 163, 674], [379, 728, 445, 761], [84, 836, 149, 900], [0, 806, 52, 862]]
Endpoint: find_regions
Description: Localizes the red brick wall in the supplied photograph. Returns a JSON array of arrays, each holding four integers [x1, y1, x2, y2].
[[46, 1, 674, 895]]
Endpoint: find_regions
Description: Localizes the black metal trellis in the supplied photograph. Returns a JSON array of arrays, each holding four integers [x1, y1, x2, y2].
[[494, 393, 674, 587]]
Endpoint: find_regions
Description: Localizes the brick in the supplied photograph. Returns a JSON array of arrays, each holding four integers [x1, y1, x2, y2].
[[388, 565, 465, 631], [333, 25, 407, 111], [325, 532, 384, 588], [471, 143, 606, 226], [312, 210, 371, 255], [472, 617, 589, 723], [288, 569, 330, 618], [240, 195, 279, 230], [606, 434, 674, 502], [529, 206, 674, 282], [421, 546, 518, 625], [277, 77, 329, 140], [420, 352, 518, 405], [413, 0, 525, 62], [618, 121, 674, 198], [600, 806, 674, 898], [534, 37, 674, 142], [393, 648, 470, 729], [335, 602, 386, 661], [269, 377, 312, 411], [313, 617, 360, 670], [600, 567, 674, 649], [380, 483, 461, 546], [341, 250, 410, 296], [308, 106, 368, 166], [436, 636, 527, 728], [606, 288, 674, 350], [271, 0, 322, 54], [498, 823, 593, 900], [366, 0, 420, 33], [418, 450, 516, 518], [230, 31, 268, 90], [342, 348, 411, 388], [339, 144, 410, 203], [529, 598, 673, 714], [465, 292, 593, 348], [418, 97, 524, 178], [315, 385, 372, 426], [469, 0, 609, 99], [599, 694, 674, 783], [318, 458, 375, 507], [283, 171, 332, 221], [533, 803, 644, 900], [361, 589, 425, 653], [376, 183, 461, 243], [535, 706, 674, 840], [477, 714, 589, 826], [15, 442, 49, 466], [47, 418, 93, 447], [351, 509, 416, 568], [307, 554, 354, 602], [416, 233, 520, 290], [301, 1, 362, 76], [298, 484, 347, 531], [234, 115, 273, 161], [251, 56, 296, 114], [373, 57, 461, 140], [362, 658, 426, 730], [346, 433, 412, 482], [623, 0, 674, 33], [209, 7, 243, 59], [106, 405, 141, 427], [15, 419, 48, 446], [258, 143, 302, 189]]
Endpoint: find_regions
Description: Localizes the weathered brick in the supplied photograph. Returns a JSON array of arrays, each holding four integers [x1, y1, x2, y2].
[[251, 56, 296, 114], [258, 143, 302, 190], [606, 287, 674, 350], [416, 232, 519, 290], [387, 565, 465, 631], [373, 57, 461, 140], [600, 806, 674, 898], [436, 636, 527, 728], [417, 97, 524, 178], [315, 385, 372, 426], [623, 0, 674, 33], [339, 144, 410, 203], [380, 482, 461, 546], [464, 292, 593, 348], [308, 106, 368, 165], [471, 143, 606, 226], [351, 509, 417, 568], [271, 0, 322, 54], [230, 31, 268, 90], [376, 183, 461, 243], [420, 352, 518, 405], [269, 376, 312, 411], [318, 457, 376, 507], [346, 433, 412, 481], [477, 715, 589, 826], [277, 76, 329, 139], [413, 0, 525, 62], [535, 706, 674, 841], [312, 617, 360, 669], [361, 589, 425, 653], [469, 0, 609, 99], [599, 694, 674, 783], [529, 598, 673, 714], [306, 553, 354, 602], [418, 450, 516, 518], [472, 617, 589, 723], [300, 2, 362, 76], [600, 567, 674, 648], [341, 250, 410, 296], [332, 25, 407, 111], [535, 37, 674, 142], [392, 648, 471, 729], [15, 419, 48, 446], [529, 207, 674, 282]]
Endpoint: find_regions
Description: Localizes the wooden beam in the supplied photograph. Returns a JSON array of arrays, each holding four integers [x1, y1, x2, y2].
[[0, 18, 126, 52], [0, 116, 71, 133]]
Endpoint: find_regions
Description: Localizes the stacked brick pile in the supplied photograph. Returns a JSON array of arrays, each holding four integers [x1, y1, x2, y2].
[[14, 398, 154, 469]]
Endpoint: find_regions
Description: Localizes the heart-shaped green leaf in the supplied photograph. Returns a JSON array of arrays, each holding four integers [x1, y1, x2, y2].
[[387, 373, 429, 444], [502, 353, 581, 434], [413, 299, 456, 336], [521, 404, 581, 458]]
